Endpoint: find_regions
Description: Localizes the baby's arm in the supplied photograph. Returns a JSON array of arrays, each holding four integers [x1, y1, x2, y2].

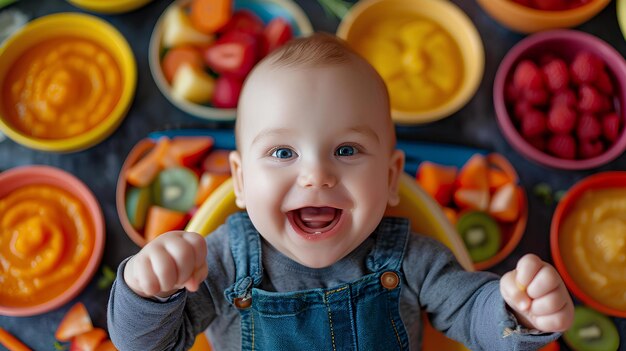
[[124, 231, 209, 298], [500, 254, 574, 332]]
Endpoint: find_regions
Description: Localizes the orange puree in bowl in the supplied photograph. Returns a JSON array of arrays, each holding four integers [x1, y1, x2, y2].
[[0, 185, 94, 307], [351, 17, 463, 112], [2, 37, 122, 139], [560, 188, 626, 311]]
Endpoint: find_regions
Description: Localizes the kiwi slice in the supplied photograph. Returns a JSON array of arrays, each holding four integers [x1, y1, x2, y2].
[[564, 306, 619, 351], [456, 211, 501, 263], [153, 167, 198, 212], [126, 186, 151, 230]]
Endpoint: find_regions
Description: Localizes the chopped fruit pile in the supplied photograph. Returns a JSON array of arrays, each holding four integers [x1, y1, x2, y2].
[[511, 0, 592, 11], [160, 0, 294, 108], [352, 17, 463, 112], [505, 51, 622, 160], [416, 153, 523, 263], [125, 136, 230, 242], [55, 302, 117, 351]]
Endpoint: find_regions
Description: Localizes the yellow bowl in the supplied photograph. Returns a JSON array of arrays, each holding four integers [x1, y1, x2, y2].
[[187, 173, 471, 350], [336, 0, 484, 125], [67, 0, 154, 14], [0, 13, 136, 152], [149, 0, 313, 121], [618, 0, 626, 40], [477, 0, 611, 34]]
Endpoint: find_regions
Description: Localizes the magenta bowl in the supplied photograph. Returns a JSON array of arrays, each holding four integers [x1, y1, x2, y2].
[[494, 29, 626, 170]]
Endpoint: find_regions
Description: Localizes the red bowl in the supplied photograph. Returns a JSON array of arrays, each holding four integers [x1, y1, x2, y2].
[[551, 171, 626, 318], [494, 30, 626, 170], [0, 165, 105, 316]]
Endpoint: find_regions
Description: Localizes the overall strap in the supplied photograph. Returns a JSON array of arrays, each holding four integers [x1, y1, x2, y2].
[[223, 212, 264, 303], [366, 217, 410, 273]]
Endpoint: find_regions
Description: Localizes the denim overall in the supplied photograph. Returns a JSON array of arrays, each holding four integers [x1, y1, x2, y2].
[[224, 213, 410, 350]]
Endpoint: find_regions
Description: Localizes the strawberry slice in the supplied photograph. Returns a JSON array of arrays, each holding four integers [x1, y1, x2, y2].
[[212, 75, 244, 108], [219, 10, 264, 36], [160, 136, 214, 168], [203, 40, 256, 78], [55, 302, 93, 342], [70, 328, 108, 351], [260, 17, 293, 57]]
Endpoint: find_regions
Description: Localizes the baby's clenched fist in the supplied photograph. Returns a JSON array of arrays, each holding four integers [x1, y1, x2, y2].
[[124, 231, 208, 299]]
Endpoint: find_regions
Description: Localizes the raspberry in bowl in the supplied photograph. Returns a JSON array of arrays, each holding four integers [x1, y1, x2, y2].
[[494, 30, 626, 170]]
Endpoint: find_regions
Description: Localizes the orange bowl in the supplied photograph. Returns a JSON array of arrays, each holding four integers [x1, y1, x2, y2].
[[476, 0, 611, 33], [551, 171, 626, 318], [0, 165, 105, 316]]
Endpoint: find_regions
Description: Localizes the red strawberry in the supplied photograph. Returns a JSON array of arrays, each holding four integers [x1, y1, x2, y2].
[[260, 17, 293, 57], [547, 103, 577, 134], [520, 109, 547, 138], [571, 51, 604, 85], [212, 75, 244, 108], [594, 69, 614, 95], [203, 40, 256, 78], [513, 60, 544, 91], [602, 112, 621, 142], [551, 88, 577, 107], [547, 134, 576, 159], [542, 58, 570, 92], [576, 114, 602, 141], [578, 140, 605, 159], [578, 85, 605, 113], [533, 0, 568, 10], [219, 10, 264, 36]]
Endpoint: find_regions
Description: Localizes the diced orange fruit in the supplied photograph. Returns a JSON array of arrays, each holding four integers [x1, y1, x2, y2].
[[453, 187, 489, 211], [441, 207, 458, 225], [55, 303, 93, 342], [160, 136, 214, 168], [488, 183, 520, 222], [416, 161, 457, 206], [189, 0, 233, 34], [71, 328, 107, 351], [94, 340, 118, 351], [487, 167, 514, 192], [195, 172, 230, 206], [144, 206, 188, 242], [457, 154, 489, 191], [127, 138, 171, 187]]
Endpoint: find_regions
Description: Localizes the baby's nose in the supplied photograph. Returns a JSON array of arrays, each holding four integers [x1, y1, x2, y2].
[[297, 163, 337, 188]]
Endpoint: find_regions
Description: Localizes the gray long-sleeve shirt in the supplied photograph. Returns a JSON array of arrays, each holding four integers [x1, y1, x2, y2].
[[108, 216, 558, 350]]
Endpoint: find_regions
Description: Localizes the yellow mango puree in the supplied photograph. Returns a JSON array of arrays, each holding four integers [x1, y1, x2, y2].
[[2, 37, 122, 139], [0, 185, 94, 307], [351, 17, 463, 112], [560, 188, 626, 311]]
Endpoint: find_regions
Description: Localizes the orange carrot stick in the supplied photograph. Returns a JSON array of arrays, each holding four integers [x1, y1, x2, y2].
[[0, 328, 31, 351]]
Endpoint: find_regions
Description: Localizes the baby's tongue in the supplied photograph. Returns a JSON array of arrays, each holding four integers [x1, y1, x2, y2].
[[298, 207, 336, 229]]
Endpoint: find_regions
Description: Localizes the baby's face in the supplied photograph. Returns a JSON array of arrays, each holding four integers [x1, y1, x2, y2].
[[230, 59, 404, 268]]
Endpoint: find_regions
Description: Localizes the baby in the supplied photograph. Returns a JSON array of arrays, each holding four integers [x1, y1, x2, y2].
[[109, 33, 573, 350]]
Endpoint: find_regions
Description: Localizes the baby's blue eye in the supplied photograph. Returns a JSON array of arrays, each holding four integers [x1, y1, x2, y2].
[[336, 145, 356, 157], [272, 148, 294, 159]]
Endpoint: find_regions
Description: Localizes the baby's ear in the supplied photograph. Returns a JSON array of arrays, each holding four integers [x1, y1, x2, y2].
[[387, 149, 405, 207], [229, 151, 246, 209]]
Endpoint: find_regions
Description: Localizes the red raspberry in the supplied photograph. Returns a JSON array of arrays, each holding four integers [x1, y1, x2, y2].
[[579, 140, 605, 159], [542, 58, 570, 92], [547, 134, 576, 159], [578, 85, 605, 113], [533, 0, 568, 10], [547, 104, 577, 134], [571, 51, 604, 85], [594, 70, 614, 95], [513, 60, 544, 91], [525, 136, 546, 151], [602, 112, 621, 142], [576, 114, 602, 141], [520, 109, 547, 138], [505, 82, 519, 104], [551, 89, 577, 107], [513, 101, 533, 121], [523, 87, 549, 106]]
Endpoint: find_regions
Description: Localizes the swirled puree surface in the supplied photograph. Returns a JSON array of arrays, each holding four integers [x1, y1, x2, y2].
[[0, 185, 94, 307], [2, 37, 122, 139], [560, 188, 626, 311]]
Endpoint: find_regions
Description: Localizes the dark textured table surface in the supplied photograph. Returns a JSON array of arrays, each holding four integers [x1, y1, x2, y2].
[[0, 0, 625, 350]]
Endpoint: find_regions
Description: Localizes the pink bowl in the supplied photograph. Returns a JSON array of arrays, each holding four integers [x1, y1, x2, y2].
[[494, 29, 626, 170], [0, 165, 105, 316]]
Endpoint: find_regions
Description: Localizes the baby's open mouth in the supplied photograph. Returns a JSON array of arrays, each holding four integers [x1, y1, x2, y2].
[[290, 207, 341, 234]]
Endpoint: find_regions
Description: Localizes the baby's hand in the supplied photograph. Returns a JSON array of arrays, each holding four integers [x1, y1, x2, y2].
[[124, 231, 208, 299], [500, 254, 574, 332]]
